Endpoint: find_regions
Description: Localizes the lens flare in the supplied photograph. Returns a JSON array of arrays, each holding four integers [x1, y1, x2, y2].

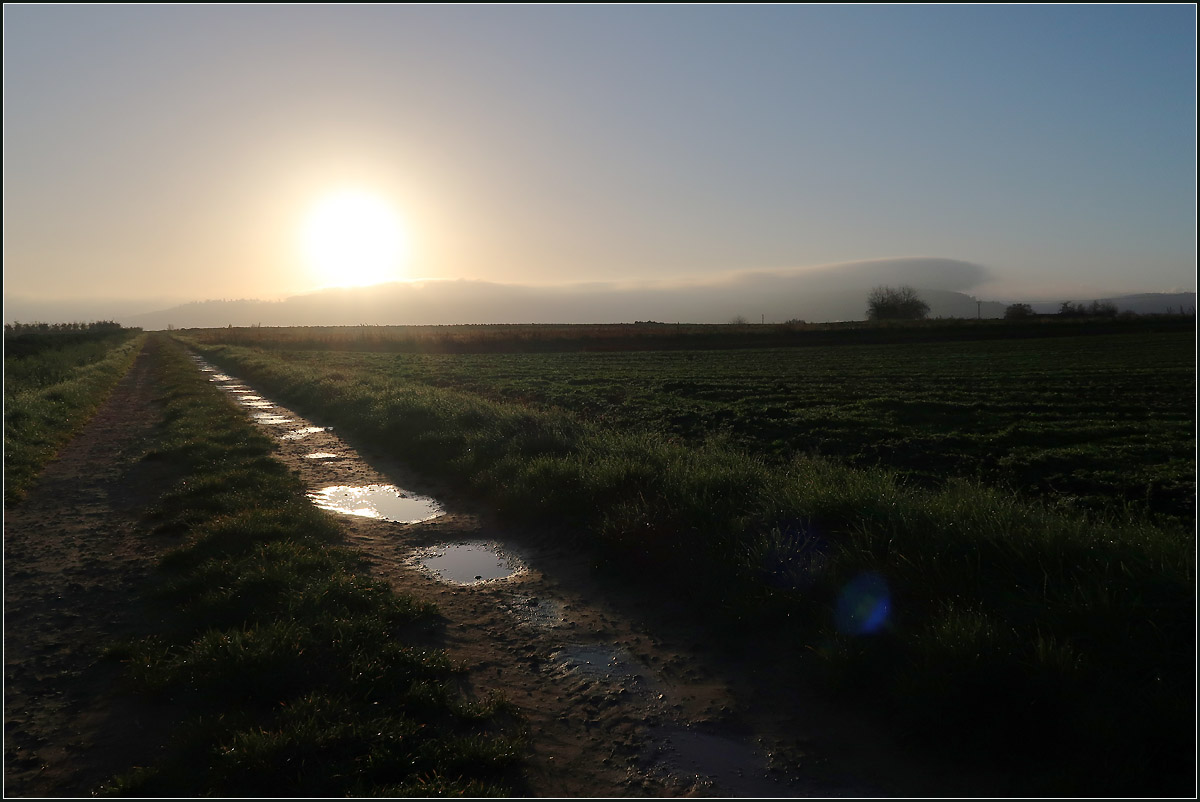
[[835, 571, 891, 635]]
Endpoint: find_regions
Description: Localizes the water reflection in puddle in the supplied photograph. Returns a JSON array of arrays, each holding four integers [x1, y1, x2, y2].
[[309, 485, 444, 523], [252, 412, 293, 425], [280, 426, 326, 440], [416, 541, 525, 584], [304, 452, 342, 460]]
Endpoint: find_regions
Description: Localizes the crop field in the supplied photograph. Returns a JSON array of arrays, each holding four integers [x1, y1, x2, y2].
[[397, 331, 1196, 526], [181, 322, 1196, 793], [194, 326, 1195, 527]]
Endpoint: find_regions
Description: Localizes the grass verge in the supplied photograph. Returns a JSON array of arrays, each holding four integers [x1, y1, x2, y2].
[[101, 335, 523, 796], [184, 337, 1195, 796], [4, 329, 144, 506]]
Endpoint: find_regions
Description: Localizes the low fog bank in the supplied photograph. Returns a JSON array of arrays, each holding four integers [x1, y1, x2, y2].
[[125, 258, 1001, 328], [4, 295, 186, 327], [8, 257, 1194, 329]]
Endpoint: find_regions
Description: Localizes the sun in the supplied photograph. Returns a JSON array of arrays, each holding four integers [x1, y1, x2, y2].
[[302, 190, 409, 288]]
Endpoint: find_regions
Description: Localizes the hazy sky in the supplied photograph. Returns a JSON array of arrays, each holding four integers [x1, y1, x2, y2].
[[4, 4, 1196, 317]]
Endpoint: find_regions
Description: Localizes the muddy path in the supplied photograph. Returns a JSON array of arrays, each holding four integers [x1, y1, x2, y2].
[[194, 357, 1004, 797], [4, 338, 180, 796]]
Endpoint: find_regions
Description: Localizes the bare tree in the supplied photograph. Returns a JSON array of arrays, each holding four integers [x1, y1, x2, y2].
[[867, 285, 930, 321]]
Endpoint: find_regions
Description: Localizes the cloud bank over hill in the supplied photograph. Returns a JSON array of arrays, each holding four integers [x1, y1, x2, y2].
[[117, 257, 996, 328], [7, 256, 1191, 329]]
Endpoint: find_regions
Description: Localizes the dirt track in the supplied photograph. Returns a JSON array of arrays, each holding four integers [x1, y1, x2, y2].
[[4, 339, 1001, 796], [4, 338, 178, 796]]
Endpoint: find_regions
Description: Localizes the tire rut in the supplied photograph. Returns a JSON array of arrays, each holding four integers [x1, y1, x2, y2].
[[4, 337, 179, 796]]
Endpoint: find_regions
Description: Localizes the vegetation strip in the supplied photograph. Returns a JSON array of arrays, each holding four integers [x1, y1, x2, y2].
[[103, 334, 523, 796], [4, 322, 145, 506], [182, 327, 1195, 795]]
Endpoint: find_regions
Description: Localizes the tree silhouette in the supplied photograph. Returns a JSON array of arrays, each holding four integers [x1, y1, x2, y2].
[[867, 285, 929, 320]]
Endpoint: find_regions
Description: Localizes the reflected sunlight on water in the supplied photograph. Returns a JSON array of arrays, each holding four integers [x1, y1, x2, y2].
[[308, 484, 443, 523]]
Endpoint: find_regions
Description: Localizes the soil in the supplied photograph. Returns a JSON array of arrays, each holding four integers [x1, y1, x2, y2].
[[4, 342, 1006, 796]]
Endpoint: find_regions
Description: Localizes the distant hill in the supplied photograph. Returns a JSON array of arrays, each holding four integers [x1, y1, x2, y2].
[[8, 252, 1193, 329], [124, 283, 1195, 331], [117, 256, 1000, 329], [124, 281, 1000, 330]]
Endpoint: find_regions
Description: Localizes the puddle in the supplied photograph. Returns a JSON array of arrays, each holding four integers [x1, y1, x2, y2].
[[309, 484, 444, 523], [251, 412, 293, 425], [209, 373, 234, 382], [415, 541, 525, 585], [643, 726, 783, 797], [280, 426, 327, 440], [304, 452, 342, 460]]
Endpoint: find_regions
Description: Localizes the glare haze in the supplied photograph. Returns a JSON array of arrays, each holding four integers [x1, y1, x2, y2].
[[3, 5, 1195, 323]]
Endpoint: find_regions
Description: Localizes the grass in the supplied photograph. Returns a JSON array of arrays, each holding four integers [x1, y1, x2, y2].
[[4, 325, 144, 506], [100, 335, 524, 796], [178, 328, 1196, 795], [181, 328, 1195, 526]]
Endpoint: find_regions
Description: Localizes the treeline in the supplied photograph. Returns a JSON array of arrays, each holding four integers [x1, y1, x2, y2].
[[5, 320, 127, 334], [1005, 300, 1125, 318]]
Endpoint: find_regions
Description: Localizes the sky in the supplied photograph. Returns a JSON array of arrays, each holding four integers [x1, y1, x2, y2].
[[3, 4, 1196, 323]]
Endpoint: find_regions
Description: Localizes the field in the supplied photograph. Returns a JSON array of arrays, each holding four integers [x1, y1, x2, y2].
[[181, 320, 1196, 794], [245, 330, 1193, 525]]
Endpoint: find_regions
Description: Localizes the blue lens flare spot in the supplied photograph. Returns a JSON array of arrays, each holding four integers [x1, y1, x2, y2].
[[835, 571, 891, 635]]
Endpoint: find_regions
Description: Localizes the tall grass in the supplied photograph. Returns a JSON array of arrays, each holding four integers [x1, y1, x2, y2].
[[184, 337, 1194, 794], [103, 336, 523, 796], [4, 329, 144, 506]]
